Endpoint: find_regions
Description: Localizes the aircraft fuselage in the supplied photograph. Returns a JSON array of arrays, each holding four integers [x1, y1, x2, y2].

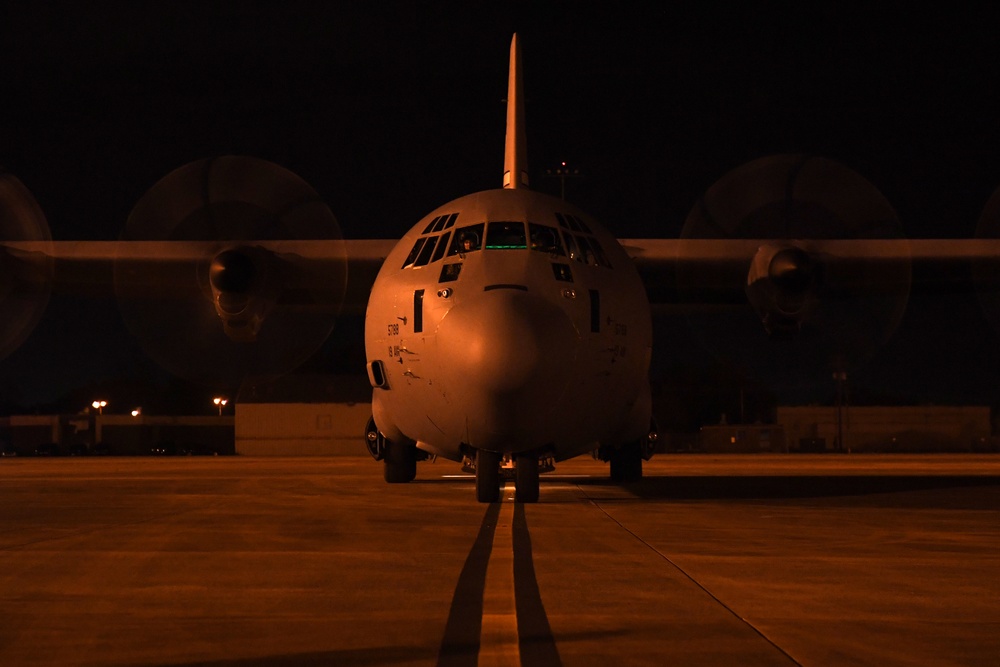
[[364, 187, 652, 465]]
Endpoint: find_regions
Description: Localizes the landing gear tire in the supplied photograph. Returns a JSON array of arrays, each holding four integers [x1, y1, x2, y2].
[[475, 449, 502, 503], [384, 440, 417, 483], [609, 440, 643, 483], [515, 454, 539, 503]]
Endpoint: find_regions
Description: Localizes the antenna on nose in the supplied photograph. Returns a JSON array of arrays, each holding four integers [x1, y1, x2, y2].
[[503, 34, 528, 189]]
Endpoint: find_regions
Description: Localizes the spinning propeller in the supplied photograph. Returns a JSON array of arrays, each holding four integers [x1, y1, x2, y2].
[[114, 156, 347, 389], [973, 185, 1000, 335], [678, 154, 911, 386], [0, 170, 52, 362]]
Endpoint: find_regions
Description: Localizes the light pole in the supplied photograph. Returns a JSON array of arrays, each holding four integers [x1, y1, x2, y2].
[[213, 397, 228, 416], [89, 400, 107, 450], [833, 369, 849, 453], [544, 161, 582, 201]]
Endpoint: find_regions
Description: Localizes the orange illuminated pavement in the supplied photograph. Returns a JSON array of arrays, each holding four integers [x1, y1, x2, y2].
[[0, 454, 998, 665]]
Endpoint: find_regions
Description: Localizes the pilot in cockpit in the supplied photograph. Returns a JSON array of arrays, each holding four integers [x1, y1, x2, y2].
[[530, 227, 558, 253], [459, 232, 478, 252]]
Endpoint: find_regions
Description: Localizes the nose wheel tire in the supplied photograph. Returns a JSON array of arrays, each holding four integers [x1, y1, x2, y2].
[[515, 454, 539, 503], [475, 449, 502, 503], [384, 441, 417, 483]]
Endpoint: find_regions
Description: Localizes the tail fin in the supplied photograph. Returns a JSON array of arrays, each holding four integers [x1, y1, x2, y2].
[[503, 34, 528, 189]]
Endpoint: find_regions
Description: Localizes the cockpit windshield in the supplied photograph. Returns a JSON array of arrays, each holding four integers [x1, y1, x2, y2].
[[484, 222, 527, 250]]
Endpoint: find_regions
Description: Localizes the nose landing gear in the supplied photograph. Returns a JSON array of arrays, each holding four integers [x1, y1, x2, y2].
[[514, 453, 539, 503], [469, 450, 549, 503], [475, 449, 502, 503]]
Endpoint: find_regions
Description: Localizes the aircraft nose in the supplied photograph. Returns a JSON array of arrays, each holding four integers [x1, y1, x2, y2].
[[437, 288, 577, 397]]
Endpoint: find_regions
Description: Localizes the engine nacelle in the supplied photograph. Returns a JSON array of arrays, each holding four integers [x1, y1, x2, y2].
[[745, 243, 821, 336], [114, 156, 346, 387], [209, 246, 279, 342]]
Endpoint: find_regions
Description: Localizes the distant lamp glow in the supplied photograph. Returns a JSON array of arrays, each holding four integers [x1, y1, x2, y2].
[[131, 408, 142, 417], [91, 400, 107, 415], [213, 397, 229, 416]]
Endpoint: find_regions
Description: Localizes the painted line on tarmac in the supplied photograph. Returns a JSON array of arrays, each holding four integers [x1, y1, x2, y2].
[[478, 481, 519, 666]]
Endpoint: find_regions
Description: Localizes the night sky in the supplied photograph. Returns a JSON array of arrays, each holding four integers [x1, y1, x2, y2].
[[3, 4, 1000, 413]]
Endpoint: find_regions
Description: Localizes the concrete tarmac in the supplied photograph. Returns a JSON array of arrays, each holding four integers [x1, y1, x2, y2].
[[1, 454, 998, 666]]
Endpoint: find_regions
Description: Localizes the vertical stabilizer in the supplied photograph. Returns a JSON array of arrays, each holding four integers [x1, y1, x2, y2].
[[503, 34, 528, 189]]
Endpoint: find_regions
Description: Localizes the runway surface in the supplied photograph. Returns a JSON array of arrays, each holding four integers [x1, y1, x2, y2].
[[1, 454, 998, 666]]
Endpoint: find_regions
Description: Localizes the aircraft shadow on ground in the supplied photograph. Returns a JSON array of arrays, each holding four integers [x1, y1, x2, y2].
[[155, 645, 438, 667], [561, 474, 1000, 506], [411, 473, 1000, 508]]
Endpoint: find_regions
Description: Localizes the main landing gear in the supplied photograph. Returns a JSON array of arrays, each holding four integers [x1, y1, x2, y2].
[[600, 422, 658, 483], [608, 440, 643, 482], [473, 450, 542, 503], [365, 417, 417, 483]]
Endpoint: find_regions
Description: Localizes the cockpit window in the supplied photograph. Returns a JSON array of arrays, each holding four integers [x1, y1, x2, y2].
[[485, 221, 527, 249], [555, 212, 593, 234], [432, 231, 451, 262], [528, 223, 564, 255], [569, 214, 592, 234], [561, 230, 579, 262], [573, 236, 612, 267], [589, 237, 612, 267], [448, 224, 485, 256], [575, 235, 595, 265], [402, 238, 427, 268], [556, 220, 611, 269], [414, 236, 438, 267], [440, 262, 462, 282], [421, 212, 459, 235]]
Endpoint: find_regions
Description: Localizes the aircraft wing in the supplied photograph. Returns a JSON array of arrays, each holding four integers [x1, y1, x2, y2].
[[1, 239, 395, 313], [622, 238, 1000, 310], [9, 235, 999, 314]]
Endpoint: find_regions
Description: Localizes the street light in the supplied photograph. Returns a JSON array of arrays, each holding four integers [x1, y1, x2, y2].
[[131, 408, 142, 417], [91, 400, 107, 415], [213, 397, 229, 416]]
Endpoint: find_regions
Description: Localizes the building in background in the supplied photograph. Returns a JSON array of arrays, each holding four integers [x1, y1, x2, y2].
[[778, 406, 993, 453], [4, 393, 996, 456], [235, 374, 370, 455]]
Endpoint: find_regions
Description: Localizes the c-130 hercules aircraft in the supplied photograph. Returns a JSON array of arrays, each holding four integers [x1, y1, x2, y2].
[[4, 35, 1000, 502]]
